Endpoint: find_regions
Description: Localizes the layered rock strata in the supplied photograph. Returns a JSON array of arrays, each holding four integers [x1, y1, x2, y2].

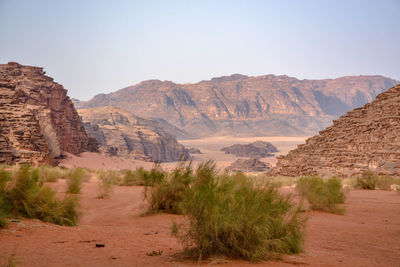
[[0, 62, 98, 165], [75, 74, 398, 137], [78, 107, 190, 162], [271, 84, 400, 177]]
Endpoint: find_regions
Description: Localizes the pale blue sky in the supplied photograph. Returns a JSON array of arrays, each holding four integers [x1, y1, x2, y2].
[[0, 0, 399, 100]]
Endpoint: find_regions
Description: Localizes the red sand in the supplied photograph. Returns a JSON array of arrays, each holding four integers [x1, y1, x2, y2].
[[1, 153, 399, 266]]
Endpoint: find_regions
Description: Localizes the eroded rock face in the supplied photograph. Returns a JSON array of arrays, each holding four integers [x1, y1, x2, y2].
[[221, 141, 278, 158], [0, 62, 98, 165], [78, 107, 190, 162], [226, 158, 272, 172], [271, 84, 400, 177], [75, 74, 398, 138]]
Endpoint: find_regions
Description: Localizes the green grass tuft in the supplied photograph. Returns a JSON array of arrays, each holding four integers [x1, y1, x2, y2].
[[96, 170, 121, 199], [296, 176, 345, 214]]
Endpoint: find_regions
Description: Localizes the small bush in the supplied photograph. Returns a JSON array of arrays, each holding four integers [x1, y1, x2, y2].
[[355, 171, 377, 190], [96, 170, 121, 199], [38, 166, 66, 183], [172, 161, 305, 261], [145, 162, 193, 214], [375, 175, 400, 191], [296, 176, 345, 214], [1, 165, 79, 226], [143, 164, 165, 186], [121, 168, 147, 186]]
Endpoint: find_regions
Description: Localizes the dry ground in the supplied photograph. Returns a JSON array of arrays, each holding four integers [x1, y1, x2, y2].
[[1, 175, 399, 266]]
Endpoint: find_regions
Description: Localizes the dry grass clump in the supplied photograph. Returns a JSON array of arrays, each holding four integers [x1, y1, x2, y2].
[[121, 167, 147, 186], [96, 170, 121, 199], [296, 176, 345, 214], [0, 165, 79, 227], [171, 161, 305, 261]]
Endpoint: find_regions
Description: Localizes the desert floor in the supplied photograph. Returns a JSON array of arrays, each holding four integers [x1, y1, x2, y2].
[[163, 136, 308, 171], [1, 173, 399, 266]]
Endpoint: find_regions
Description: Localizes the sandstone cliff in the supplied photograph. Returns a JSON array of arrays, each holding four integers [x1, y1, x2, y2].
[[221, 141, 278, 158], [271, 83, 400, 177], [0, 62, 98, 165], [75, 74, 398, 138], [78, 107, 190, 162]]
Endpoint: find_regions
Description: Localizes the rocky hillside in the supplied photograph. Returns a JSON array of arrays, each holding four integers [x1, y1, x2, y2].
[[0, 62, 98, 165], [226, 158, 272, 172], [271, 83, 400, 177], [75, 74, 398, 138], [78, 107, 190, 162], [221, 141, 278, 158]]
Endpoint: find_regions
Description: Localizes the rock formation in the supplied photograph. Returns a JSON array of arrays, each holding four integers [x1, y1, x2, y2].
[[78, 107, 190, 162], [226, 158, 272, 172], [75, 74, 398, 138], [271, 83, 400, 177], [0, 62, 98, 165], [221, 141, 278, 158], [187, 147, 202, 154]]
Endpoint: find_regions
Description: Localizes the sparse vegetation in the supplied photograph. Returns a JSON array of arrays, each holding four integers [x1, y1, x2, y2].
[[66, 167, 92, 194], [355, 171, 377, 190], [96, 170, 121, 199], [38, 166, 67, 183], [121, 167, 147, 186], [170, 161, 305, 261], [0, 165, 79, 227], [145, 162, 193, 214], [296, 176, 345, 214], [375, 175, 400, 191]]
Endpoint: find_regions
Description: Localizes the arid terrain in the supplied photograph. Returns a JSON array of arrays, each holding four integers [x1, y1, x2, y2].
[[0, 155, 399, 266]]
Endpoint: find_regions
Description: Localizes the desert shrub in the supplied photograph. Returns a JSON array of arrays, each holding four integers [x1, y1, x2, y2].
[[38, 166, 66, 183], [1, 165, 79, 226], [375, 175, 400, 191], [121, 167, 147, 186], [355, 171, 377, 190], [172, 161, 305, 261], [145, 162, 193, 214], [143, 164, 165, 186], [96, 170, 121, 199], [296, 176, 345, 214]]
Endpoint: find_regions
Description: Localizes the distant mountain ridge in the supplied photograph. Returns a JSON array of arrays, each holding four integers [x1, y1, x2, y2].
[[75, 74, 398, 138]]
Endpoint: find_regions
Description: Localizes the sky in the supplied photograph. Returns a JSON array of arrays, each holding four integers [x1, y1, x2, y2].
[[0, 0, 399, 100]]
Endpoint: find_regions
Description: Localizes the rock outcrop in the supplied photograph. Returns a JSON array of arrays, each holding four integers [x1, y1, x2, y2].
[[226, 158, 272, 172], [78, 107, 190, 162], [271, 83, 400, 177], [221, 141, 278, 158], [75, 74, 398, 138], [0, 62, 98, 165], [187, 147, 202, 154]]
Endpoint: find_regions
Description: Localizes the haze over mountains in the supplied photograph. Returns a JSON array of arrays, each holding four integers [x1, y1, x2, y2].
[[75, 74, 398, 138]]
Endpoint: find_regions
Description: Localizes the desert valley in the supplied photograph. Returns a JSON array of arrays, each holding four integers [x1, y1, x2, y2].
[[1, 1, 400, 266]]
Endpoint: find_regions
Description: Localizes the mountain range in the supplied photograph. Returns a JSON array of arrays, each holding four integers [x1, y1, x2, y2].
[[75, 74, 398, 138]]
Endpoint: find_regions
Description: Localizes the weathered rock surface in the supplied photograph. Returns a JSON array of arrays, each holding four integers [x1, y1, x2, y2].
[[78, 107, 190, 162], [75, 74, 398, 138], [221, 141, 278, 158], [270, 83, 400, 177], [0, 62, 98, 165], [187, 147, 202, 154], [226, 158, 272, 172]]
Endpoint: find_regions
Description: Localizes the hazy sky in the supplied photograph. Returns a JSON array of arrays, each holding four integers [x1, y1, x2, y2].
[[0, 0, 399, 100]]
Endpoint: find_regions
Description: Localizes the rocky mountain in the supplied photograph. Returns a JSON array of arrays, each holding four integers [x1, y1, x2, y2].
[[226, 158, 272, 172], [221, 141, 278, 158], [0, 62, 98, 165], [270, 83, 400, 177], [78, 107, 190, 162], [75, 74, 398, 138]]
